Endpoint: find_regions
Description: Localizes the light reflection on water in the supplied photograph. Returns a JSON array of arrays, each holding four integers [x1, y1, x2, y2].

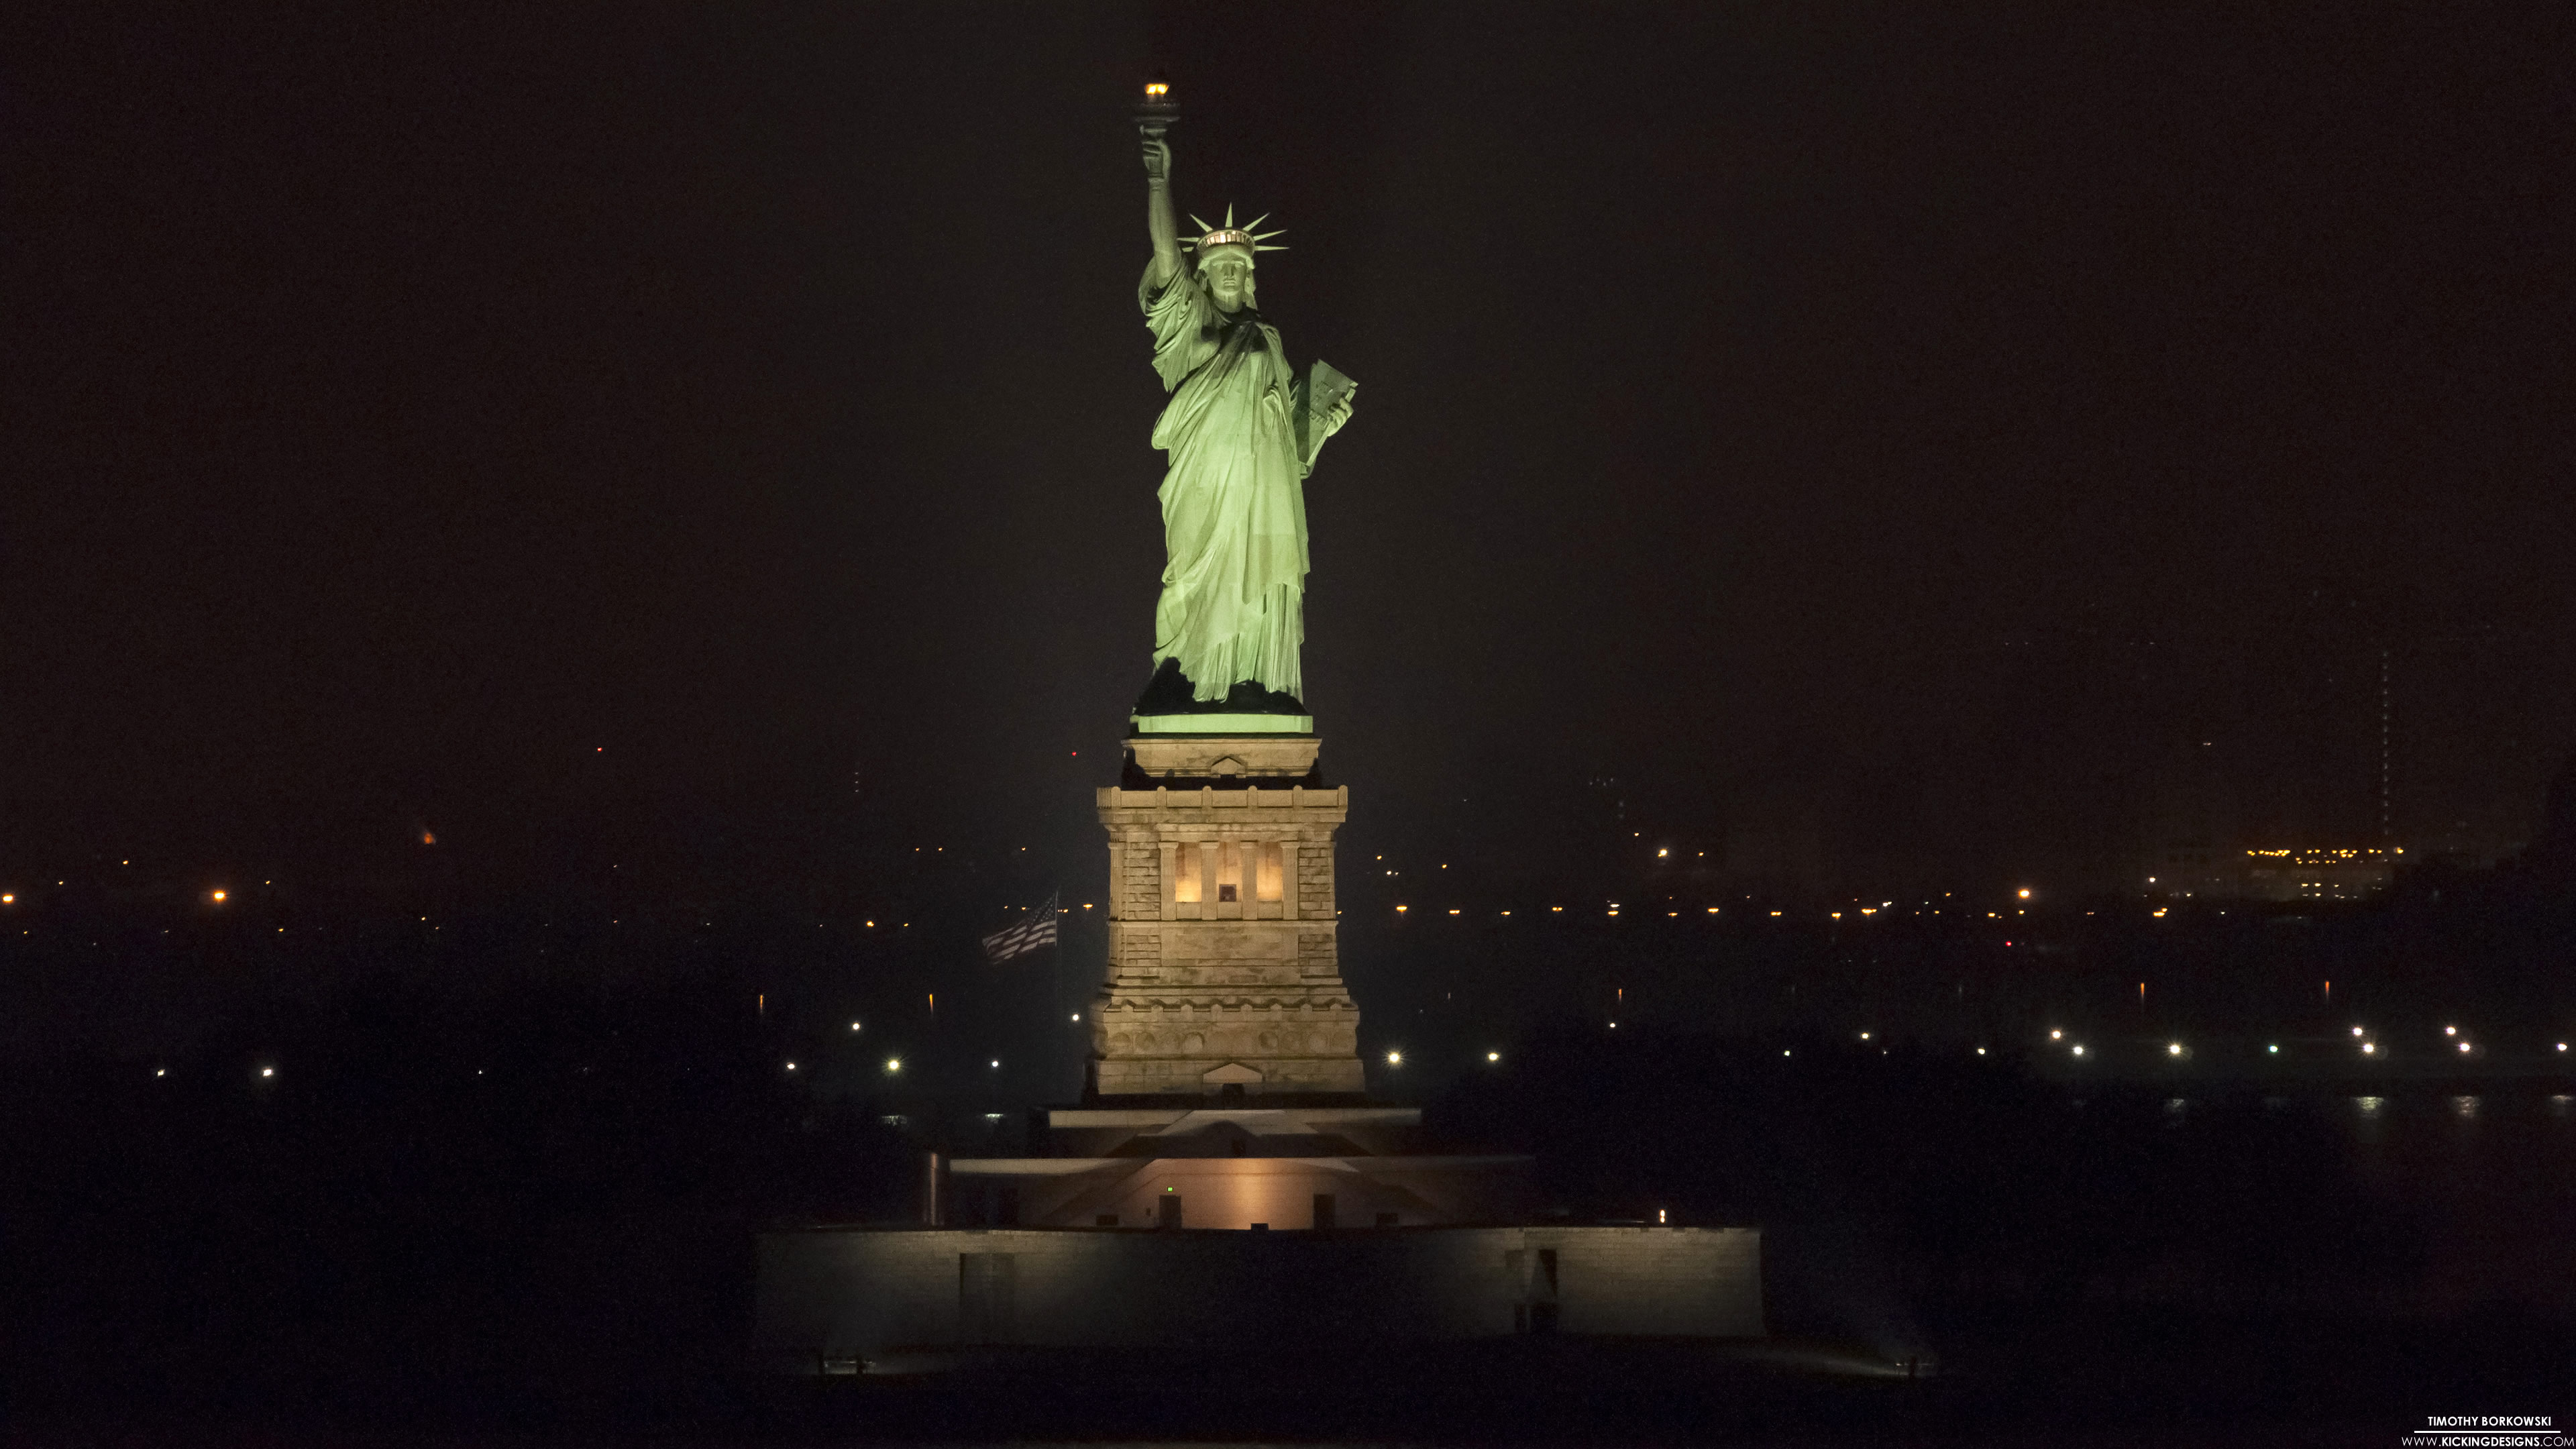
[[2312, 1087, 2576, 1311]]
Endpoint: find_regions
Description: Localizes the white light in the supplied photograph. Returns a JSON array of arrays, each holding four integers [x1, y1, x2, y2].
[[2049, 1029, 2062, 1041], [2071, 1045, 2085, 1056], [2458, 1042, 2471, 1053], [155, 1067, 166, 1077], [850, 1022, 862, 1032], [1658, 1208, 1668, 1224], [2560, 1044, 2569, 1053], [1386, 1051, 1403, 1066], [885, 1058, 902, 1073], [2352, 1026, 2364, 1036], [1487, 1051, 1500, 1063], [2267, 1044, 2279, 1054], [1975, 1047, 1986, 1055], [1071, 1013, 1081, 1022], [260, 1066, 274, 1077], [2444, 1025, 2457, 1036], [2361, 1042, 2375, 1055], [1859, 1032, 1871, 1041], [990, 1060, 1000, 1069], [2168, 1043, 2184, 1056], [784, 1061, 796, 1071]]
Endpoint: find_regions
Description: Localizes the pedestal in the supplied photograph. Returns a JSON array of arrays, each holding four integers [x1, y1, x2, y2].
[[1089, 734, 1364, 1097]]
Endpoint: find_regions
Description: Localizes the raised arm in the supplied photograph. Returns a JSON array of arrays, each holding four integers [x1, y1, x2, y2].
[[1143, 136, 1182, 290]]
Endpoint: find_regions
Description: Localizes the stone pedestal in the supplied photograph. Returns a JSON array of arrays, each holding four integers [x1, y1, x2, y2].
[[1090, 735, 1364, 1097]]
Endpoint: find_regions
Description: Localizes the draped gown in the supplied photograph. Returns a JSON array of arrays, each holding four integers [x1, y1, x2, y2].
[[1140, 261, 1312, 704]]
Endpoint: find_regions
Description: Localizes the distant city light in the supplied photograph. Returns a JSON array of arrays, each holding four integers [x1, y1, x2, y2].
[[2017, 888, 2031, 900], [1385, 1050, 1402, 1066], [211, 890, 227, 903], [1656, 848, 1668, 857], [2458, 1042, 2471, 1054], [851, 1022, 862, 1032], [1, 895, 11, 905], [2361, 1042, 2377, 1055], [2267, 1044, 2279, 1054], [885, 1058, 902, 1073], [1071, 1013, 1081, 1022], [155, 1067, 166, 1077], [2071, 1045, 2085, 1057], [2049, 1029, 2063, 1041], [1487, 1052, 1500, 1063], [2167, 1043, 2184, 1056], [2445, 1025, 2457, 1036], [990, 1060, 1000, 1069], [1859, 1032, 1871, 1041], [2353, 1026, 2365, 1036], [259, 1066, 274, 1078], [2560, 1044, 2569, 1053], [784, 1061, 796, 1071], [1395, 905, 1408, 913], [1658, 1208, 1668, 1224]]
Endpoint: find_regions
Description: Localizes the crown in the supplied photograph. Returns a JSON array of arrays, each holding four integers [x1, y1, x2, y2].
[[1189, 204, 1286, 260]]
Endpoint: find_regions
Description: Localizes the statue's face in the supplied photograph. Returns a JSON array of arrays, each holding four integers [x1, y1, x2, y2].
[[1201, 255, 1252, 311]]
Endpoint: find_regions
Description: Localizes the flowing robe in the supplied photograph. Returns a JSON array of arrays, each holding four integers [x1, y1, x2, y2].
[[1140, 261, 1309, 703]]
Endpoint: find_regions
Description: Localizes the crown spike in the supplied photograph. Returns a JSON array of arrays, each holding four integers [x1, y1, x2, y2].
[[1243, 213, 1269, 232], [1189, 214, 1214, 234], [1224, 203, 1236, 227]]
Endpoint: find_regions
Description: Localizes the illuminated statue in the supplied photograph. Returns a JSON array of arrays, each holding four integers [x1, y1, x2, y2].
[[1134, 121, 1354, 726]]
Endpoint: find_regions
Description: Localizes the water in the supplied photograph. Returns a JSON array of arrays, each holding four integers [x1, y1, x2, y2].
[[2316, 1087, 2576, 1311]]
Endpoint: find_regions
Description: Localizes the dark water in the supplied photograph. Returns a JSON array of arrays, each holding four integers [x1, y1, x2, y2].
[[2317, 1087, 2576, 1312]]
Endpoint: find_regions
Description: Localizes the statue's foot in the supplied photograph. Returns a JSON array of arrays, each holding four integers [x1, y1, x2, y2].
[[1133, 657, 1305, 717]]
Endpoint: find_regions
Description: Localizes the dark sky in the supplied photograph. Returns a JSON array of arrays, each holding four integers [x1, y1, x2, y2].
[[9, 3, 2573, 896]]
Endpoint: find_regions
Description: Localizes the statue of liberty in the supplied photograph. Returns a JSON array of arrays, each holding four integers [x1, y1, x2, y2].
[[1132, 125, 1354, 731]]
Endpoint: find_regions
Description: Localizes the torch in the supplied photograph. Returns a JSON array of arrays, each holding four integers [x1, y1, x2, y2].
[[1134, 76, 1177, 143]]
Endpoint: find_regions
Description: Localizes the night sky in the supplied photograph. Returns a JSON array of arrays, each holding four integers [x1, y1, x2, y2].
[[11, 3, 2574, 898]]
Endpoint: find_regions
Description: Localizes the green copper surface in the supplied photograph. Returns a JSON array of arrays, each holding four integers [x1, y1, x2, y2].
[[1137, 129, 1353, 709], [1130, 712, 1316, 736]]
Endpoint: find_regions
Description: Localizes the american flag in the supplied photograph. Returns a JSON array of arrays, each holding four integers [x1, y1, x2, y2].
[[979, 891, 1060, 963]]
